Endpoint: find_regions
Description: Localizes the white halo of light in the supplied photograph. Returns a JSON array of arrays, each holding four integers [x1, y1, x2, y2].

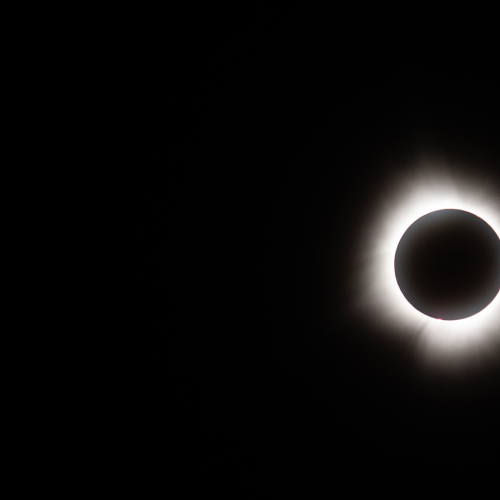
[[349, 157, 500, 375]]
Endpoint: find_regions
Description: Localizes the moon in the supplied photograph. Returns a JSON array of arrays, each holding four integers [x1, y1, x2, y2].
[[395, 209, 500, 320]]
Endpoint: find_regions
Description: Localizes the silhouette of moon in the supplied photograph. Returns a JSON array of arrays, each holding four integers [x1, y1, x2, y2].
[[395, 209, 500, 320]]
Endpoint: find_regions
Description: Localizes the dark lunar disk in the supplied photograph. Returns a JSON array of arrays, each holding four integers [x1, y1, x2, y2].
[[394, 209, 500, 320]]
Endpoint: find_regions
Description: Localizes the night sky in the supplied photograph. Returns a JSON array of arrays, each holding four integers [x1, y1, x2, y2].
[[104, 7, 500, 491]]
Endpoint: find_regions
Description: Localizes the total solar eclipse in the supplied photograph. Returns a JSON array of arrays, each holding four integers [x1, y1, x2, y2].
[[395, 209, 500, 321]]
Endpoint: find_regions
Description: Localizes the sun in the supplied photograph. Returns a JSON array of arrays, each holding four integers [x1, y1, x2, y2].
[[348, 156, 500, 374]]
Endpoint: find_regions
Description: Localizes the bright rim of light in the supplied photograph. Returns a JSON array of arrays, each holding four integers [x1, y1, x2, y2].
[[350, 158, 500, 373]]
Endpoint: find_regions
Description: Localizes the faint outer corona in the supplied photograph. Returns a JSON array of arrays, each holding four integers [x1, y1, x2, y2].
[[394, 209, 500, 320]]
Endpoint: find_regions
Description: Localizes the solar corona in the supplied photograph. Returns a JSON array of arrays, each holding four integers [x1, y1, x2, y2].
[[349, 160, 500, 373]]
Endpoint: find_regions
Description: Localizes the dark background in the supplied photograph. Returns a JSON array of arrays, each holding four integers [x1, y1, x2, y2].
[[101, 6, 500, 490]]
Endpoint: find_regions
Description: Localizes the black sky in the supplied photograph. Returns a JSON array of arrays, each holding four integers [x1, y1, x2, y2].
[[104, 7, 500, 490]]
